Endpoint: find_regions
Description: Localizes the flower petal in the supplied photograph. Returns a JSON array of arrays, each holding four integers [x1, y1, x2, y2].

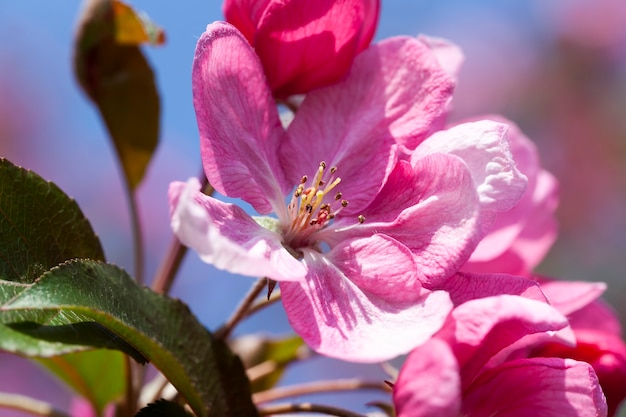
[[169, 179, 305, 281], [440, 272, 548, 306], [463, 117, 559, 275], [192, 22, 287, 214], [464, 358, 608, 417], [280, 249, 452, 361], [334, 155, 480, 288], [280, 36, 454, 212], [412, 120, 528, 220], [417, 35, 464, 83], [440, 295, 571, 385], [394, 338, 461, 417], [540, 280, 607, 317], [327, 234, 427, 304]]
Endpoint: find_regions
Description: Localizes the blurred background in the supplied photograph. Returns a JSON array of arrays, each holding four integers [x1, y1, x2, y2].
[[1, 1, 625, 415]]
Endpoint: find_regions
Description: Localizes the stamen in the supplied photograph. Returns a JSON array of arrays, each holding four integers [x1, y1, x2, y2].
[[358, 215, 366, 224], [284, 161, 363, 247]]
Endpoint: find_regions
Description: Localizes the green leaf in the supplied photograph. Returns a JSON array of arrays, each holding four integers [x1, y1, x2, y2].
[[0, 158, 105, 283], [135, 399, 191, 417], [74, 0, 161, 190], [233, 335, 306, 392], [38, 349, 127, 415], [1, 260, 258, 417]]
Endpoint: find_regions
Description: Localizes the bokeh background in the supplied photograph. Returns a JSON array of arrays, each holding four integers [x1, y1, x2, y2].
[[1, 1, 625, 416]]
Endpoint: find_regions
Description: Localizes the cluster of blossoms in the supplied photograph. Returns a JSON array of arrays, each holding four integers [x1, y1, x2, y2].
[[168, 0, 626, 415]]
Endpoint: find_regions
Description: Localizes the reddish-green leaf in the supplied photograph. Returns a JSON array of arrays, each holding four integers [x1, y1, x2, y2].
[[74, 0, 161, 190], [38, 350, 127, 416]]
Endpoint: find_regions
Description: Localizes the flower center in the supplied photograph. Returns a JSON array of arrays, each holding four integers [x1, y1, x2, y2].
[[282, 161, 362, 249]]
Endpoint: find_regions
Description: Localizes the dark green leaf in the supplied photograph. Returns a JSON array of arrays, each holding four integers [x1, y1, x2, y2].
[[38, 349, 127, 415], [1, 259, 258, 417], [0, 158, 105, 283], [74, 0, 161, 190], [135, 399, 191, 417], [0, 280, 103, 356]]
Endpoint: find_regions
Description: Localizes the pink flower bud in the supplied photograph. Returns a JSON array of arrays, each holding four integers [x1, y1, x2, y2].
[[223, 0, 380, 98]]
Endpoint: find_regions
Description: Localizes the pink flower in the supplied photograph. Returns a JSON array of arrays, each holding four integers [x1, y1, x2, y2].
[[223, 0, 380, 97], [393, 293, 608, 417], [70, 398, 114, 417], [532, 281, 626, 417], [461, 116, 559, 276], [170, 22, 527, 361]]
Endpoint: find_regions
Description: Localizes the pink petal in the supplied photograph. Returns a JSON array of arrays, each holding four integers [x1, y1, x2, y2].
[[192, 22, 287, 214], [280, 249, 452, 361], [394, 339, 461, 417], [222, 0, 271, 44], [343, 155, 481, 288], [327, 234, 426, 304], [279, 36, 454, 210], [440, 295, 570, 386], [255, 0, 376, 97], [357, 0, 380, 51], [464, 358, 608, 417], [169, 179, 305, 281], [412, 120, 528, 222], [539, 280, 607, 317], [535, 330, 626, 417], [417, 35, 464, 83], [462, 117, 559, 275], [440, 272, 548, 306]]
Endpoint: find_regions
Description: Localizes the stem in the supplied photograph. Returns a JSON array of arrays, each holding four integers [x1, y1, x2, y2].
[[151, 236, 188, 294], [253, 379, 390, 404], [151, 172, 212, 295], [245, 290, 282, 318], [123, 183, 145, 285], [0, 393, 71, 417], [258, 403, 367, 417], [120, 355, 136, 417], [214, 278, 268, 340]]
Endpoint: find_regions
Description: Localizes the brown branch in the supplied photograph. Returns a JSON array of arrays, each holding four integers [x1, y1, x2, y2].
[[258, 402, 367, 417], [253, 379, 390, 404]]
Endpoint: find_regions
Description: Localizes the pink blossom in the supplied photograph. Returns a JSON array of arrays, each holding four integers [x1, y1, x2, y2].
[[170, 22, 527, 361], [461, 117, 559, 276], [70, 398, 114, 417], [532, 280, 626, 417], [393, 294, 607, 417], [223, 0, 380, 98]]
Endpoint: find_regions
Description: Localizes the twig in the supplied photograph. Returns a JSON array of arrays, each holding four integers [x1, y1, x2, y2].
[[258, 402, 367, 417], [253, 379, 391, 404], [0, 392, 71, 417], [245, 290, 282, 318], [214, 278, 267, 340], [151, 172, 213, 295]]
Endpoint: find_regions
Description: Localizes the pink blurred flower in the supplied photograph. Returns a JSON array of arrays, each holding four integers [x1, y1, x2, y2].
[[169, 22, 527, 361], [393, 293, 607, 417], [533, 280, 626, 417], [70, 398, 114, 417], [462, 117, 559, 276], [223, 0, 380, 98]]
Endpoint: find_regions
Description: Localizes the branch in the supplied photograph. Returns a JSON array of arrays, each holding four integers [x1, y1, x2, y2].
[[258, 402, 367, 417], [253, 379, 390, 404], [215, 277, 267, 340], [0, 393, 71, 417]]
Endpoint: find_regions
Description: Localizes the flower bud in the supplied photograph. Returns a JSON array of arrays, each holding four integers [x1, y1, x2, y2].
[[223, 0, 380, 98]]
